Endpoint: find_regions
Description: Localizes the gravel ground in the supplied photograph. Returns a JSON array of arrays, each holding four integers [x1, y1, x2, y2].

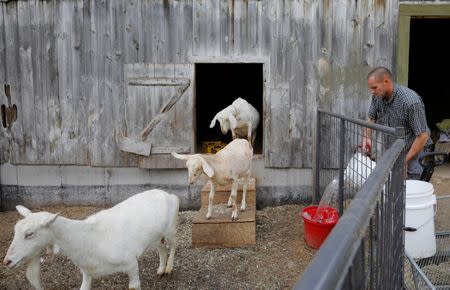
[[0, 204, 315, 290], [431, 163, 450, 232], [404, 164, 450, 289]]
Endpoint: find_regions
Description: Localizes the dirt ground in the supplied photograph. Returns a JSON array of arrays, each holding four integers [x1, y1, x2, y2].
[[0, 204, 315, 290]]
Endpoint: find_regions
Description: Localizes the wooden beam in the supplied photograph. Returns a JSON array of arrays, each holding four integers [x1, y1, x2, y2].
[[128, 77, 190, 87], [397, 15, 411, 86], [399, 5, 450, 16], [150, 146, 190, 154]]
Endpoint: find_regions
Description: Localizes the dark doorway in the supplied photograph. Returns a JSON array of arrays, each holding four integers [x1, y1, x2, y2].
[[408, 18, 450, 139], [195, 63, 263, 154]]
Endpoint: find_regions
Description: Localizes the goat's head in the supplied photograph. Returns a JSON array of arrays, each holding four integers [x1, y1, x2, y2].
[[171, 153, 214, 184], [3, 206, 58, 269], [210, 112, 231, 135]]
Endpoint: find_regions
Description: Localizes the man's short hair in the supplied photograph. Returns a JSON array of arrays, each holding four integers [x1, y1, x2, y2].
[[367, 67, 392, 81]]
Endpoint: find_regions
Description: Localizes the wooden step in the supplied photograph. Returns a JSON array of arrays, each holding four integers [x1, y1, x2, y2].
[[193, 204, 256, 224], [201, 178, 256, 192], [200, 188, 256, 207], [192, 178, 257, 248], [200, 178, 256, 207]]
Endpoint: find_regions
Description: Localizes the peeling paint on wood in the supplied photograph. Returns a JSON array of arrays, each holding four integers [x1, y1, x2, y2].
[[0, 0, 399, 169]]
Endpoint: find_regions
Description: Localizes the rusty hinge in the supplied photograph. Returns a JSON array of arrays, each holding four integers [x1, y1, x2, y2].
[[1, 84, 17, 129]]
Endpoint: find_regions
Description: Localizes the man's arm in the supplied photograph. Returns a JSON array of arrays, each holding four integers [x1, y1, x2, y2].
[[362, 117, 375, 153], [405, 102, 430, 163], [405, 132, 429, 164]]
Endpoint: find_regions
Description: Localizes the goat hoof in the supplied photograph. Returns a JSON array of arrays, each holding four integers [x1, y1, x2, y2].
[[157, 273, 166, 279]]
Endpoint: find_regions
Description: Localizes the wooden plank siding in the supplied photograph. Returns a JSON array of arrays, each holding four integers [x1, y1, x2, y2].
[[0, 3, 9, 164], [0, 0, 399, 168]]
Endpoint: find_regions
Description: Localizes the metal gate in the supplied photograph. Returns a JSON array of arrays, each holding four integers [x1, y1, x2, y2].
[[295, 109, 406, 289]]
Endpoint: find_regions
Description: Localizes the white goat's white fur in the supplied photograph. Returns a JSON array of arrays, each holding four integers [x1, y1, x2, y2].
[[3, 189, 179, 290], [172, 138, 253, 221], [209, 97, 260, 145]]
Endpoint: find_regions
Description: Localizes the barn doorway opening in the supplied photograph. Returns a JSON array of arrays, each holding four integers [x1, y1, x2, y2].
[[195, 63, 263, 154], [408, 18, 450, 141]]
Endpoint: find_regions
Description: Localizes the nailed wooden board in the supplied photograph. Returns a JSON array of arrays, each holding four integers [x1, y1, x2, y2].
[[192, 205, 256, 224], [2, 1, 399, 169], [199, 178, 256, 206], [192, 203, 256, 248], [200, 178, 256, 192], [200, 189, 256, 207], [192, 221, 256, 248]]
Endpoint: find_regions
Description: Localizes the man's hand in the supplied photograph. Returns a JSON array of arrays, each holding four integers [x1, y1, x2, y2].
[[362, 119, 375, 155], [362, 136, 372, 155]]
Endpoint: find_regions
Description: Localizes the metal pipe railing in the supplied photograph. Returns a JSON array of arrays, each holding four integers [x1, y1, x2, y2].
[[317, 108, 398, 135], [313, 109, 401, 206], [294, 138, 406, 290]]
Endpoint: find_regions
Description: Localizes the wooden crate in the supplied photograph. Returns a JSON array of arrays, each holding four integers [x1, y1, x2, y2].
[[192, 178, 256, 248], [200, 178, 256, 206]]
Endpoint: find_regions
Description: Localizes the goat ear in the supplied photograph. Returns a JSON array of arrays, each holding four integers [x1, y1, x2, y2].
[[201, 158, 214, 178], [16, 205, 32, 217], [171, 152, 190, 160], [209, 115, 217, 128], [42, 213, 59, 228]]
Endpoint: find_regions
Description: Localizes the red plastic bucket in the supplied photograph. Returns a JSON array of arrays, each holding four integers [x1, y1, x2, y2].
[[301, 205, 339, 249]]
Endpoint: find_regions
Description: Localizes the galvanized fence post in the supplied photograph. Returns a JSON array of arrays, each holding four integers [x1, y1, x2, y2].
[[393, 127, 406, 287], [313, 109, 321, 205], [295, 109, 406, 290], [338, 118, 345, 216]]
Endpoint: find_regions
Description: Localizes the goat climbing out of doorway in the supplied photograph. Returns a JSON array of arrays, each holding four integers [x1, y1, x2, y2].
[[209, 97, 260, 147]]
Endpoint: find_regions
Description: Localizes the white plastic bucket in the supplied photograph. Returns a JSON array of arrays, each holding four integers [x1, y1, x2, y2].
[[344, 152, 377, 188], [405, 180, 437, 259]]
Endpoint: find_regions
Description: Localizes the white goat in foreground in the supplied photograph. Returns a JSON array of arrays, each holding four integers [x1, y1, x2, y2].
[[172, 138, 253, 221], [210, 97, 260, 146], [3, 189, 179, 290]]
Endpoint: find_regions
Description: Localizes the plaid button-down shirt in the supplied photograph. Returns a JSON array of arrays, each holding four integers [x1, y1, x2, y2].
[[368, 83, 432, 150]]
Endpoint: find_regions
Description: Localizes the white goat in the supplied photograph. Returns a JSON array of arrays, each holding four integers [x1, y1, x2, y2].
[[209, 97, 260, 146], [172, 138, 253, 221], [3, 189, 179, 290]]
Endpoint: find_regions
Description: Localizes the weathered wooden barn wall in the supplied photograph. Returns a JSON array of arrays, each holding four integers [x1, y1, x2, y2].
[[0, 0, 398, 169]]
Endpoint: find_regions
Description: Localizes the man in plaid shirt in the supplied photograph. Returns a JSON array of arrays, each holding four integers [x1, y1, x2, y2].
[[362, 67, 432, 179]]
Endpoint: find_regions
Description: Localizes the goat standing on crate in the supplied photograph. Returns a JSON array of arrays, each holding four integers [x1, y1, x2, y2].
[[172, 138, 253, 221]]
